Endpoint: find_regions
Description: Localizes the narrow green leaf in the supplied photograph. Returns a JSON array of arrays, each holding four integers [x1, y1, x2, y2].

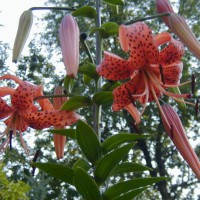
[[76, 120, 101, 164], [94, 143, 135, 185], [32, 163, 75, 185], [61, 96, 92, 111], [74, 168, 102, 200], [78, 62, 99, 80], [100, 22, 119, 38], [73, 158, 91, 171], [101, 133, 150, 154], [103, 177, 168, 199], [72, 6, 97, 19], [110, 163, 152, 176], [101, 81, 121, 91], [102, 0, 124, 6], [93, 91, 113, 105], [112, 187, 148, 200], [48, 128, 76, 140]]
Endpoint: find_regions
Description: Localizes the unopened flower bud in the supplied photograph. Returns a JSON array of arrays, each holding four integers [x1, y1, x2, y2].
[[59, 14, 80, 78], [12, 10, 33, 63], [161, 104, 200, 179], [169, 13, 200, 60], [156, 0, 174, 28]]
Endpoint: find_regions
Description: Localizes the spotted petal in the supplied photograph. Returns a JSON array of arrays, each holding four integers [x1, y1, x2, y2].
[[25, 110, 81, 129], [97, 51, 135, 81], [11, 81, 41, 112], [0, 98, 14, 119], [120, 22, 159, 66]]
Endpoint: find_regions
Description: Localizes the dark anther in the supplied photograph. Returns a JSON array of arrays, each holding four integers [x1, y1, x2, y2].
[[191, 74, 196, 95], [32, 149, 41, 176], [195, 99, 199, 116], [130, 120, 140, 134], [159, 64, 165, 85], [170, 124, 174, 140], [80, 32, 87, 41], [9, 130, 13, 150]]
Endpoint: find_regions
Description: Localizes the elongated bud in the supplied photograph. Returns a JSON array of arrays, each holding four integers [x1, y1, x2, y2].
[[53, 85, 68, 159], [156, 0, 174, 28], [12, 10, 33, 63], [59, 14, 80, 78], [168, 13, 200, 60], [161, 104, 200, 179]]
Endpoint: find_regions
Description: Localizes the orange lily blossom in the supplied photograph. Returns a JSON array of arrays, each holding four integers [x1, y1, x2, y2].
[[53, 85, 68, 159], [97, 22, 192, 124], [161, 104, 200, 179], [0, 74, 80, 154]]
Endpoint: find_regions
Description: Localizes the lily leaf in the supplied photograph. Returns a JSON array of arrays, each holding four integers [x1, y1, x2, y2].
[[76, 120, 102, 164], [32, 162, 75, 185], [72, 6, 97, 19], [93, 91, 113, 105], [48, 128, 76, 140], [78, 62, 99, 80], [103, 177, 168, 199], [100, 22, 119, 38], [101, 133, 150, 154], [102, 0, 124, 6], [74, 167, 102, 200], [101, 81, 121, 91], [73, 158, 91, 171], [111, 187, 149, 200], [61, 96, 92, 111], [94, 143, 135, 185], [110, 163, 152, 176]]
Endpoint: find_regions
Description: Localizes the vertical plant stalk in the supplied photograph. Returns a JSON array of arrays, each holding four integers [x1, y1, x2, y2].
[[94, 0, 102, 140]]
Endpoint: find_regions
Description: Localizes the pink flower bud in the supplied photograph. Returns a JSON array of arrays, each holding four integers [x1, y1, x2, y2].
[[161, 104, 200, 179], [59, 14, 80, 78], [156, 0, 174, 28], [169, 13, 200, 60]]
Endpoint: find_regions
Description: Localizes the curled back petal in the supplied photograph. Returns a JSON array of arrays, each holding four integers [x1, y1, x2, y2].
[[0, 98, 14, 119], [112, 74, 142, 111], [154, 32, 172, 46], [0, 87, 15, 97], [0, 74, 23, 85], [25, 110, 81, 129], [123, 22, 159, 65], [96, 51, 135, 81], [11, 81, 41, 112], [159, 38, 184, 65]]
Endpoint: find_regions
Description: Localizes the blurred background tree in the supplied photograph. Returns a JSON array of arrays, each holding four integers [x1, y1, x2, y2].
[[0, 0, 199, 199]]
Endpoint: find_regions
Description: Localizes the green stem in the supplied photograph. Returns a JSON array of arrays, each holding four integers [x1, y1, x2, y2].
[[29, 7, 76, 11], [93, 0, 102, 140], [124, 12, 171, 25]]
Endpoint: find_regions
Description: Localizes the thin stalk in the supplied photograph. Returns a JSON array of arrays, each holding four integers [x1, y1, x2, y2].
[[124, 12, 171, 25], [29, 7, 76, 11], [93, 0, 102, 140]]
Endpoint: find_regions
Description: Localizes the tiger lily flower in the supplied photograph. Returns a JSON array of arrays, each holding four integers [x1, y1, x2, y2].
[[59, 14, 80, 78], [53, 85, 68, 159], [0, 74, 80, 154], [161, 104, 200, 179], [97, 22, 191, 124]]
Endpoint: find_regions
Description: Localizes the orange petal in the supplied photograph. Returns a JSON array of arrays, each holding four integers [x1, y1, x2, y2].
[[11, 81, 41, 112], [25, 110, 81, 129], [0, 74, 23, 85], [0, 98, 14, 119], [161, 104, 200, 179], [112, 73, 142, 111], [0, 87, 15, 97], [54, 133, 66, 159], [121, 22, 159, 65], [159, 38, 184, 65], [125, 103, 141, 124], [96, 51, 135, 81]]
